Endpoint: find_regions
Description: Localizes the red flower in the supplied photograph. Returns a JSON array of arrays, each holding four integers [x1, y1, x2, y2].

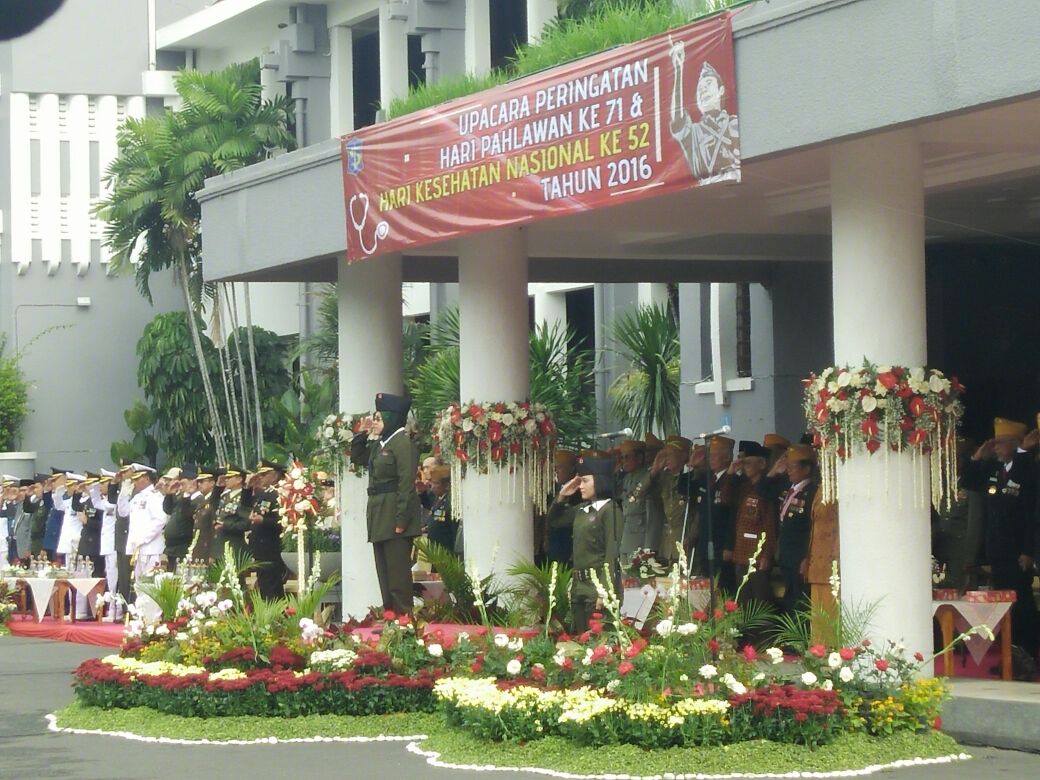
[[590, 645, 610, 662], [531, 665, 545, 681], [914, 652, 925, 662], [284, 606, 297, 617], [708, 639, 720, 653], [839, 647, 855, 661], [933, 716, 942, 730], [468, 404, 485, 420], [588, 620, 604, 636], [713, 609, 724, 620], [742, 645, 757, 662], [813, 401, 829, 423], [692, 610, 708, 622], [617, 661, 634, 676], [865, 438, 881, 454], [590, 612, 603, 620], [382, 610, 396, 621], [907, 428, 928, 446], [877, 371, 898, 390], [724, 599, 739, 613], [860, 415, 879, 437], [561, 658, 574, 670], [908, 396, 927, 417], [875, 659, 889, 672], [470, 658, 484, 673], [898, 417, 914, 432], [397, 614, 411, 626], [488, 420, 503, 443], [809, 644, 827, 659]]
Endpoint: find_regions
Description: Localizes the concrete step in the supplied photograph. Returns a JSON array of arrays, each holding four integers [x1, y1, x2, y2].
[[943, 678, 1040, 752]]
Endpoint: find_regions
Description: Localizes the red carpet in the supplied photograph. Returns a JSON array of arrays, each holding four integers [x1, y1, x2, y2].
[[6, 617, 124, 648]]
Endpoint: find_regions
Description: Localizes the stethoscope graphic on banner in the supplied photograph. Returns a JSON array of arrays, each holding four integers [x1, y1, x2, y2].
[[348, 193, 390, 256]]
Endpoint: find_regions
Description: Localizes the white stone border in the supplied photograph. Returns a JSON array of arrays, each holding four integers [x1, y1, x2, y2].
[[46, 712, 971, 778], [45, 713, 426, 746], [405, 741, 972, 779]]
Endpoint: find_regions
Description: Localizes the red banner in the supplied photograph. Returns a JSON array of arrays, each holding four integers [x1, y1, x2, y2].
[[341, 13, 739, 263]]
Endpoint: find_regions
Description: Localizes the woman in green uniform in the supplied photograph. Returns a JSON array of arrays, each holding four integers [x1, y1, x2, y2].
[[547, 454, 624, 633], [351, 393, 420, 616]]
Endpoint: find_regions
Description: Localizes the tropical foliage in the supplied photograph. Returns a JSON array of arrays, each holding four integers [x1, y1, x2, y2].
[[0, 335, 30, 451], [97, 60, 295, 464], [608, 304, 681, 437], [110, 401, 159, 467]]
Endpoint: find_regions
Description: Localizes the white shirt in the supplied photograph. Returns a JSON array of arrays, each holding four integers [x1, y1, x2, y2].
[[91, 486, 118, 556], [126, 484, 168, 556], [584, 498, 611, 514]]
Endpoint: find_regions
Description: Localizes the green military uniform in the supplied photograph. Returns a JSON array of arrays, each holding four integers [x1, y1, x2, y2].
[[351, 393, 421, 615], [213, 479, 250, 563], [28, 492, 49, 557], [247, 461, 286, 600], [189, 466, 221, 562], [548, 456, 624, 634], [162, 492, 196, 572], [657, 471, 691, 563]]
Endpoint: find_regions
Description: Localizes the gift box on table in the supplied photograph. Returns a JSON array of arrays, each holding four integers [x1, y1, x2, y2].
[[688, 577, 711, 591], [964, 590, 1017, 603], [932, 588, 960, 601]]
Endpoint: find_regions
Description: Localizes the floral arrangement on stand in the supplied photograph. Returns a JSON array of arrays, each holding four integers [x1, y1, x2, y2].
[[803, 363, 965, 508], [623, 548, 668, 583], [315, 412, 367, 477], [275, 461, 327, 593], [433, 401, 557, 517]]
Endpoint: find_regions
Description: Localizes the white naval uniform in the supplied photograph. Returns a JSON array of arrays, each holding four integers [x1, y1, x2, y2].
[[125, 484, 168, 579], [54, 489, 82, 556], [91, 486, 120, 616]]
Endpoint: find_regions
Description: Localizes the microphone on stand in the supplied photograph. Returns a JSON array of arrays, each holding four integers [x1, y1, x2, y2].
[[695, 425, 731, 440], [596, 427, 634, 439]]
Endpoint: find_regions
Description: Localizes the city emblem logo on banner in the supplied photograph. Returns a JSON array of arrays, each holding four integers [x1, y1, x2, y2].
[[346, 138, 364, 175]]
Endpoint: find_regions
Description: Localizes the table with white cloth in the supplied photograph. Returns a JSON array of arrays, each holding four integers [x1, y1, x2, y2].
[[932, 598, 1013, 680]]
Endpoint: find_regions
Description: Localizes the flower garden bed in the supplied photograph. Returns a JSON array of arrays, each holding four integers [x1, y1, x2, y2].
[[67, 553, 977, 776]]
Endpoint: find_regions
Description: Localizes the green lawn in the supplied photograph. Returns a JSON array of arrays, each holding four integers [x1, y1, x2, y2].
[[54, 703, 968, 776]]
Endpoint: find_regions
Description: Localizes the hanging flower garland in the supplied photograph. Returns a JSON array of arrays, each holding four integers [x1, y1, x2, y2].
[[433, 401, 557, 518], [276, 460, 326, 591], [803, 363, 965, 510]]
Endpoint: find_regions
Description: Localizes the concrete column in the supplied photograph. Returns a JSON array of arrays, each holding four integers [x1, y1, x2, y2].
[[379, 4, 411, 111], [830, 127, 931, 659], [532, 287, 567, 336], [458, 229, 533, 578], [527, 0, 559, 43], [330, 25, 355, 136], [637, 282, 670, 309], [338, 254, 404, 617], [465, 0, 492, 75]]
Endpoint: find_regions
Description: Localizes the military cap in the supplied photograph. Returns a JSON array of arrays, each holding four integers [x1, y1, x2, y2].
[[739, 440, 770, 459], [554, 449, 578, 470], [618, 439, 646, 456], [763, 433, 790, 450], [180, 463, 199, 480], [664, 435, 693, 455], [33, 473, 49, 483], [197, 466, 217, 480], [19, 478, 35, 487], [786, 443, 816, 465], [429, 465, 451, 482], [644, 432, 664, 455], [993, 417, 1028, 442], [375, 392, 411, 416], [223, 464, 244, 478], [709, 436, 734, 455]]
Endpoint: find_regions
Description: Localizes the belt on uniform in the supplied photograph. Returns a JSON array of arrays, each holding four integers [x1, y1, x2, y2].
[[367, 484, 397, 496]]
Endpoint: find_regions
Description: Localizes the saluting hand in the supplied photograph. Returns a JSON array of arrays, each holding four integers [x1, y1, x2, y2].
[[558, 475, 582, 500], [972, 439, 995, 461]]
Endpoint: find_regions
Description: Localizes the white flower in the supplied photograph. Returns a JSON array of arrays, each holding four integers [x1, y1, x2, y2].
[[698, 664, 717, 679], [828, 652, 842, 669], [292, 479, 306, 490], [217, 599, 233, 612], [427, 643, 443, 658], [493, 633, 509, 648], [553, 650, 567, 667], [822, 679, 834, 691], [294, 499, 312, 513], [861, 395, 878, 413], [175, 632, 188, 641], [507, 636, 524, 652], [928, 374, 948, 393], [524, 419, 537, 434], [655, 618, 674, 637], [501, 413, 515, 427], [752, 672, 765, 682], [801, 671, 818, 686], [765, 647, 784, 665], [462, 419, 475, 432], [675, 622, 698, 636], [154, 624, 170, 637], [836, 370, 851, 388], [506, 659, 522, 675], [456, 631, 470, 643], [839, 666, 855, 683], [323, 426, 335, 439], [679, 673, 689, 682], [289, 468, 303, 480], [605, 679, 620, 692]]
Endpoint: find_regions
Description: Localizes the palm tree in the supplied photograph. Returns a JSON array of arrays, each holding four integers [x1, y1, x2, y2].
[[97, 60, 294, 462], [608, 304, 681, 437]]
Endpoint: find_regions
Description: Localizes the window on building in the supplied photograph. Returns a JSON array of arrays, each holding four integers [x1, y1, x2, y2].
[[699, 283, 713, 378], [491, 0, 526, 69], [30, 139, 41, 196], [59, 140, 71, 197], [735, 282, 752, 378], [89, 141, 100, 198], [407, 35, 425, 89], [352, 31, 380, 128]]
